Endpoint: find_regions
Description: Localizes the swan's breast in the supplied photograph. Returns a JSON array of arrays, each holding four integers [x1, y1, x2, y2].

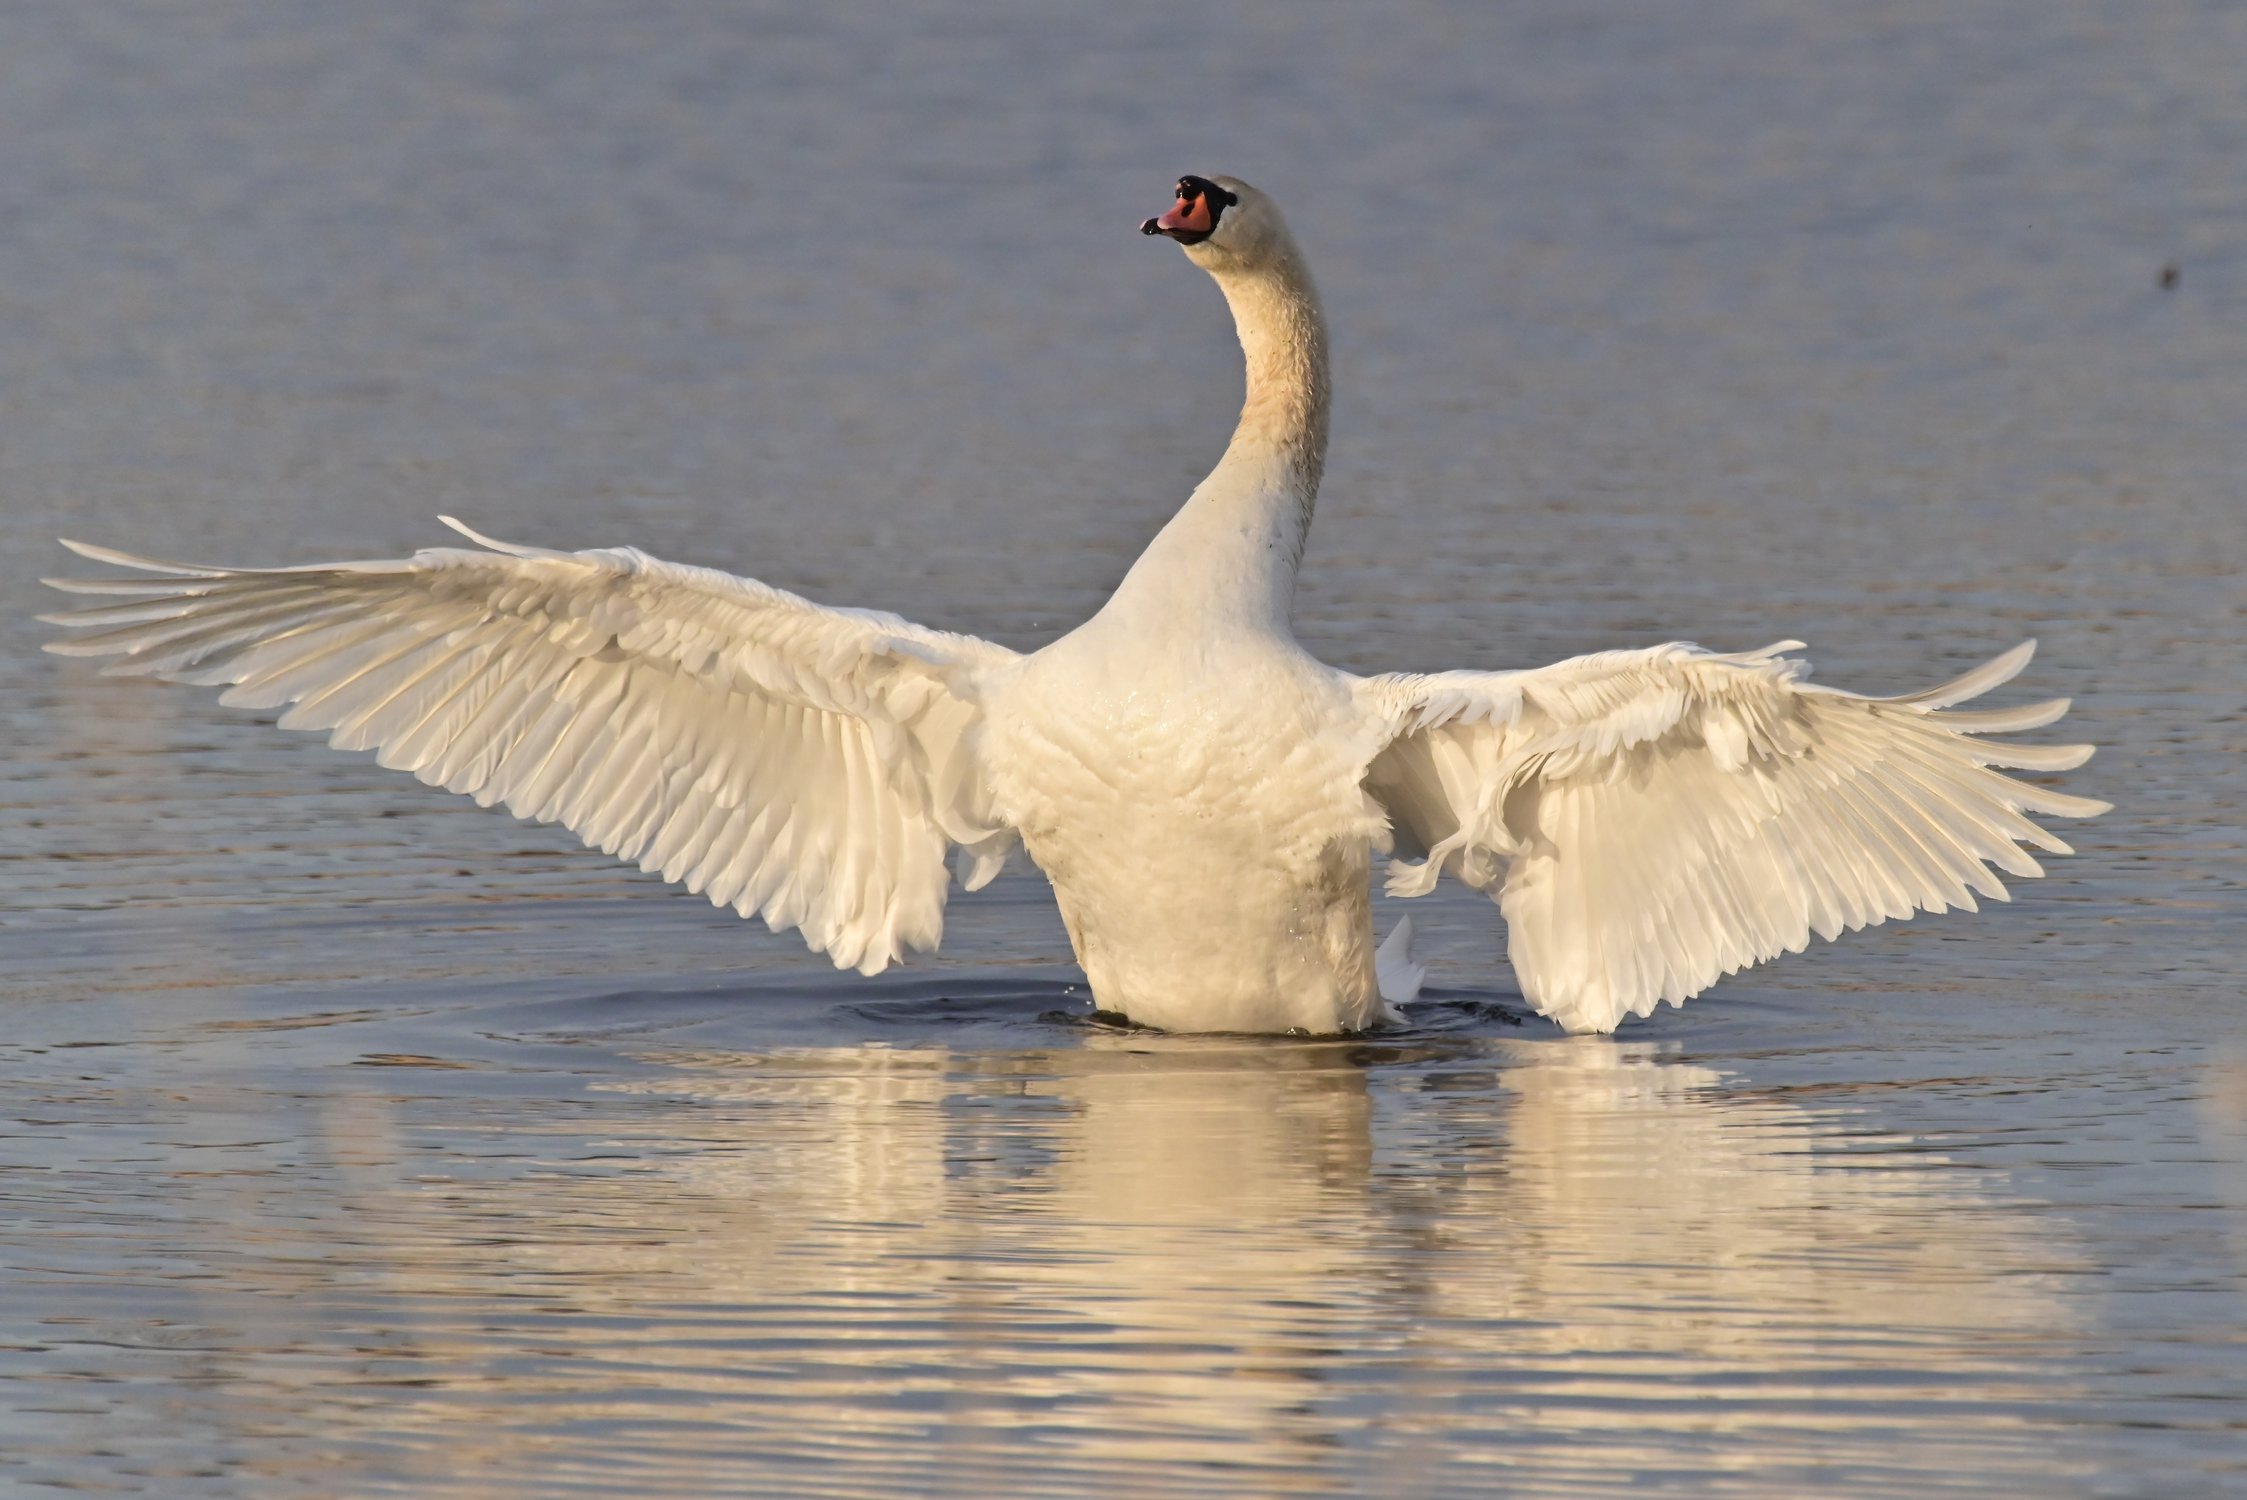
[[978, 632, 1381, 876]]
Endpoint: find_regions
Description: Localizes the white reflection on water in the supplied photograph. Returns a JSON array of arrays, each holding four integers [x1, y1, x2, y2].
[[398, 1034, 2082, 1496], [12, 981, 2228, 1497]]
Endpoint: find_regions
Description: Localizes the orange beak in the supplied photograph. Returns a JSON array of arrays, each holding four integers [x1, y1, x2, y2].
[[1141, 193, 1216, 242], [1155, 194, 1212, 235]]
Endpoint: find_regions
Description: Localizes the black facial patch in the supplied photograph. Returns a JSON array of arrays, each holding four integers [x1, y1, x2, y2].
[[1175, 175, 1239, 213], [1140, 174, 1241, 246]]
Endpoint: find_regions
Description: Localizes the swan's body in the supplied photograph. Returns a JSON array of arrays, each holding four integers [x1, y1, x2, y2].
[[43, 174, 2108, 1035], [987, 624, 1391, 1033]]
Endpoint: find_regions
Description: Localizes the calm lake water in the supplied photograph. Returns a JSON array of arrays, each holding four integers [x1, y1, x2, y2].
[[4, 2, 2244, 1495]]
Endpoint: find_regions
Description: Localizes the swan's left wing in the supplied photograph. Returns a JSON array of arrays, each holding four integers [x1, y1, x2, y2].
[[42, 520, 1022, 975], [1356, 640, 2109, 1033]]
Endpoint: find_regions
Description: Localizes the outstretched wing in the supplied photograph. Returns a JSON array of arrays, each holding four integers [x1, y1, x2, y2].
[[1357, 640, 2108, 1033], [43, 519, 1022, 974]]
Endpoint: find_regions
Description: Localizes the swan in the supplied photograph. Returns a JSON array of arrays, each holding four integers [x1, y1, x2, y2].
[[42, 173, 2109, 1035]]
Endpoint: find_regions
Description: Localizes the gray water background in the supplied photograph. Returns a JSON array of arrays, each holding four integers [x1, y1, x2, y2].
[[2, 2, 2244, 1495]]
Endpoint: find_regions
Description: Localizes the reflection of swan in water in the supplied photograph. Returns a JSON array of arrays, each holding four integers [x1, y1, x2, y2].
[[155, 1032, 2095, 1492], [587, 1034, 1391, 1475], [1025, 1031, 1375, 1222], [1416, 1040, 2078, 1387], [553, 1032, 2080, 1481]]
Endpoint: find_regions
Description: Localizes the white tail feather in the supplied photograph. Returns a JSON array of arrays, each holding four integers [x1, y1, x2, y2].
[[1375, 914, 1426, 1010]]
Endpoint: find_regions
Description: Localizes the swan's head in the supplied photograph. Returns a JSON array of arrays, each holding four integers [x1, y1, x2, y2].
[[1140, 173, 1288, 271]]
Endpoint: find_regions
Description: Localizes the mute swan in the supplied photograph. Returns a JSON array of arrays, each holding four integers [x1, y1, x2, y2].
[[43, 173, 2108, 1035]]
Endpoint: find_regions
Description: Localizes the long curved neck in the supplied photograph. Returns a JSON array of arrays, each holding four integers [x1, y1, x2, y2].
[[1103, 241, 1330, 636], [1214, 250, 1330, 524]]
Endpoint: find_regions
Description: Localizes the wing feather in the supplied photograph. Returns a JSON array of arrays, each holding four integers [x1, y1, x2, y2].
[[44, 526, 1022, 975], [1360, 640, 2108, 1032]]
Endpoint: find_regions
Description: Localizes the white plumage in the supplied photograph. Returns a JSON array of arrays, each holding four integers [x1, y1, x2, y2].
[[46, 524, 1018, 975], [42, 174, 2107, 1035], [1360, 639, 2103, 1033]]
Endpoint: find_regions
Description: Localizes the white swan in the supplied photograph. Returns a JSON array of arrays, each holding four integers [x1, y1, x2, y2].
[[42, 173, 2109, 1035]]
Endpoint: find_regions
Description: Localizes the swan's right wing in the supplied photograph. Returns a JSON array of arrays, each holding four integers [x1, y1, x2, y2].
[[43, 520, 1022, 974], [1358, 640, 2109, 1033]]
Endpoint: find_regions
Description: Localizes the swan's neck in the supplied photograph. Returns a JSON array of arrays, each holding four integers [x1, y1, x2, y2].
[[1105, 247, 1329, 635]]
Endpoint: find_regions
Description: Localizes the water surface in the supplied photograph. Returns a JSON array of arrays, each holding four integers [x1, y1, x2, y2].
[[3, 3, 2243, 1495]]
